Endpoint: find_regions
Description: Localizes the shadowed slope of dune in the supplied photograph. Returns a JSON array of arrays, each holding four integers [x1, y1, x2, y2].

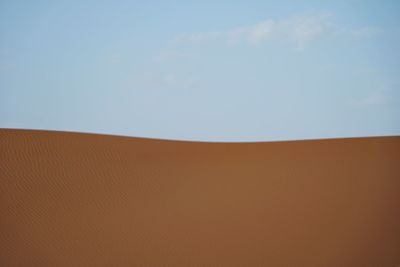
[[1, 129, 399, 266]]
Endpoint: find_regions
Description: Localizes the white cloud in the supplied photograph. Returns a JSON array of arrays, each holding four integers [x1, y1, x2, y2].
[[172, 12, 376, 50], [247, 20, 276, 45], [226, 20, 276, 46], [285, 13, 333, 50]]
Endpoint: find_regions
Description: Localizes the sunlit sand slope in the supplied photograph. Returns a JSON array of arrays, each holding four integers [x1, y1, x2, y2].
[[1, 129, 399, 266]]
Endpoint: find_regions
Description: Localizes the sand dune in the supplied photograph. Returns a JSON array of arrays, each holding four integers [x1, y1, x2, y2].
[[1, 129, 399, 266]]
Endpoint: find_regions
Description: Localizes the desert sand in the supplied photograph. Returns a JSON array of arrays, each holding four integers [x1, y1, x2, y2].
[[1, 129, 399, 266]]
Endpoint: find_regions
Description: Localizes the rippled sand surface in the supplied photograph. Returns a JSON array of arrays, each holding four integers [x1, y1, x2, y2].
[[1, 129, 399, 266]]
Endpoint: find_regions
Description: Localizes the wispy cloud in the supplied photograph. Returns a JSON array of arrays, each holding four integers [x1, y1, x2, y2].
[[227, 19, 277, 46], [171, 12, 377, 50]]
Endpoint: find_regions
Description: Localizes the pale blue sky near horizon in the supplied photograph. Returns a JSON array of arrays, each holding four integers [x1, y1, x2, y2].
[[1, 0, 399, 141]]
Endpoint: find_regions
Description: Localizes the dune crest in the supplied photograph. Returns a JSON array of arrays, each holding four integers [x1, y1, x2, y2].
[[1, 129, 399, 266]]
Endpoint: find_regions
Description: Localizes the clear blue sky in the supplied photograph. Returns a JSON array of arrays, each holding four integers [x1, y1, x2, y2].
[[1, 0, 399, 141]]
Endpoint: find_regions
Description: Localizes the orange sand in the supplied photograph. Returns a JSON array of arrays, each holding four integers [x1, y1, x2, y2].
[[1, 129, 399, 266]]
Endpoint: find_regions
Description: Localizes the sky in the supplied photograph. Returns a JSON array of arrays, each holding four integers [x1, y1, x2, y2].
[[0, 0, 399, 141]]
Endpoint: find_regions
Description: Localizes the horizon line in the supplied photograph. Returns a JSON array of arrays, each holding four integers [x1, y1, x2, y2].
[[1, 127, 399, 144]]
